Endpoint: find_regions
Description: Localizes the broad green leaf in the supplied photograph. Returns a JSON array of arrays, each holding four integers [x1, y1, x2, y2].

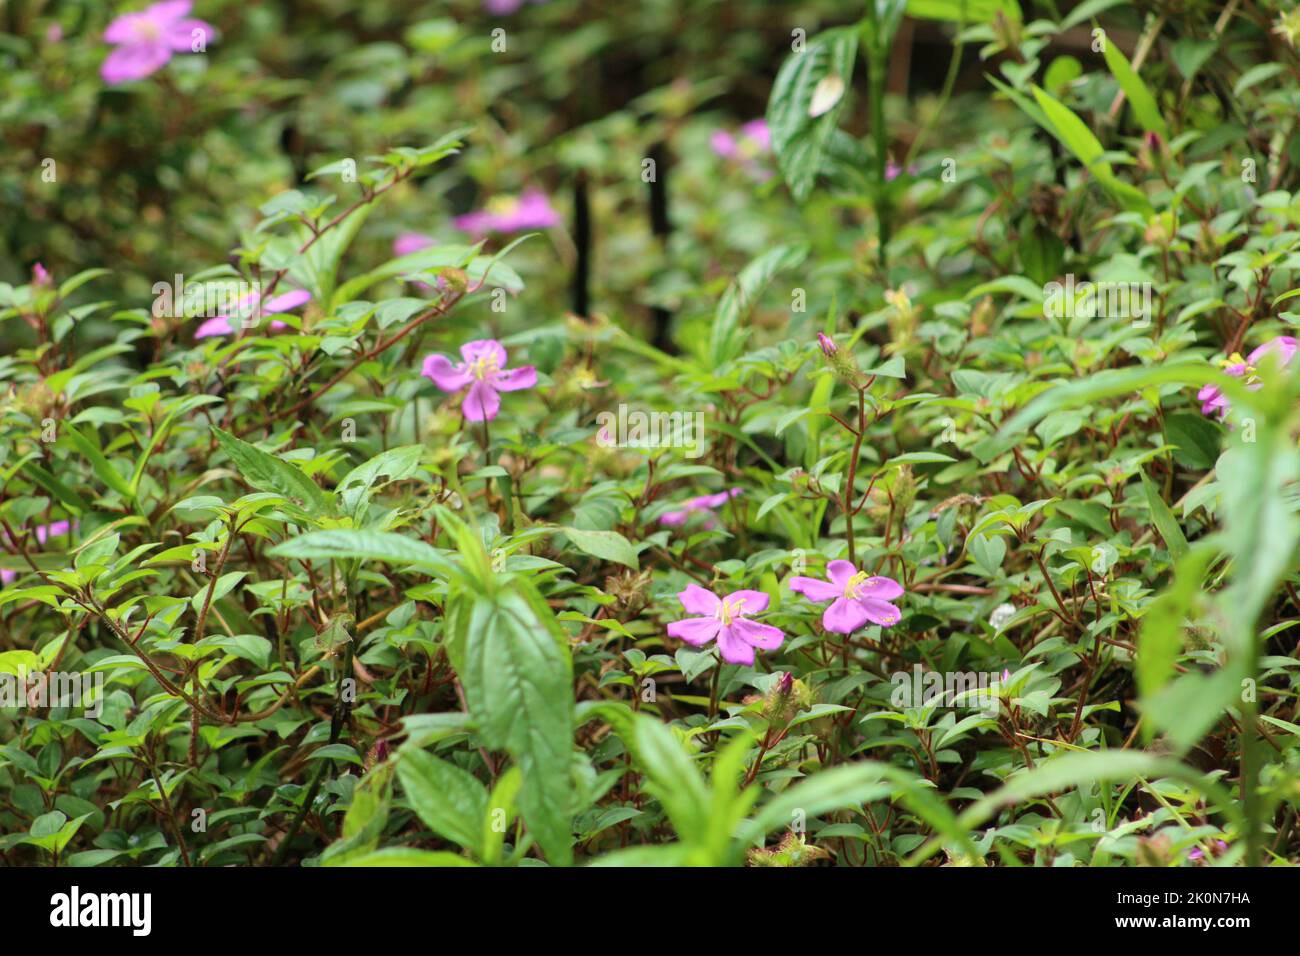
[[396, 747, 488, 857], [559, 527, 639, 570], [212, 427, 335, 517], [270, 529, 455, 578], [765, 28, 857, 203], [447, 579, 574, 865]]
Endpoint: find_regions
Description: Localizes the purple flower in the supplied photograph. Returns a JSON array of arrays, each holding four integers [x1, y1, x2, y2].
[[667, 583, 785, 666], [32, 263, 51, 287], [788, 560, 904, 634], [422, 339, 536, 422], [659, 487, 742, 528], [711, 120, 771, 159], [817, 332, 837, 357], [1197, 336, 1299, 418], [1188, 840, 1228, 861], [194, 288, 311, 340], [2, 520, 74, 585], [101, 1, 214, 85], [711, 120, 773, 180], [453, 190, 561, 238], [393, 232, 434, 257], [485, 0, 546, 13]]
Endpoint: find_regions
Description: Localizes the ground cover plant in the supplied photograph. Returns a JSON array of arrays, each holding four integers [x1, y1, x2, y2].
[[1, 0, 1299, 869]]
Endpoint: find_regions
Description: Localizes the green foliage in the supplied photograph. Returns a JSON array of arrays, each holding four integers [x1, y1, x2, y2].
[[3, 0, 1300, 870]]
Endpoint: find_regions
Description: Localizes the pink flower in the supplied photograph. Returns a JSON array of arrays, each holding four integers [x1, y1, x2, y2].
[[659, 488, 741, 528], [194, 288, 311, 340], [667, 583, 785, 666], [453, 190, 561, 238], [101, 1, 214, 85], [32, 263, 51, 287], [711, 120, 772, 180], [1197, 336, 1299, 418], [817, 332, 837, 357], [788, 560, 904, 634], [422, 339, 536, 422], [393, 232, 434, 257], [485, 0, 546, 13], [2, 520, 74, 585], [711, 120, 771, 159], [1188, 840, 1227, 861]]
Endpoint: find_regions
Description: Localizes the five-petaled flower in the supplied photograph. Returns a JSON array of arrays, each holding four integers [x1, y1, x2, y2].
[[422, 339, 536, 422], [1197, 336, 1298, 418], [659, 487, 741, 528], [101, 1, 214, 85], [667, 584, 784, 666], [788, 560, 905, 634]]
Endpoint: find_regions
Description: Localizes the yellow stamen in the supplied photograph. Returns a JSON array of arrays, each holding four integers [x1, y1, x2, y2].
[[469, 355, 501, 380], [717, 598, 746, 626], [844, 571, 871, 598]]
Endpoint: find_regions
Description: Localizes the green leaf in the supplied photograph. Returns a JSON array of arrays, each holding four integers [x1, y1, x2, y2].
[[1027, 85, 1153, 215], [765, 28, 858, 203], [270, 529, 455, 578], [446, 579, 574, 865], [906, 0, 1020, 22], [1140, 469, 1188, 560], [211, 427, 335, 517], [336, 445, 423, 519], [1163, 412, 1220, 470], [64, 424, 134, 501], [1136, 543, 1211, 702], [709, 242, 809, 367], [329, 848, 478, 867], [559, 527, 639, 570], [1101, 39, 1168, 138], [396, 747, 488, 857]]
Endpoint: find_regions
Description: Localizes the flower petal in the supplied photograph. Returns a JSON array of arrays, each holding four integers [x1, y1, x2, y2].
[[725, 589, 769, 615], [822, 597, 869, 634], [658, 509, 689, 527], [262, 289, 311, 314], [788, 575, 840, 603], [1247, 336, 1298, 368], [421, 354, 471, 392], [101, 41, 172, 83], [461, 381, 501, 421], [689, 487, 741, 510], [715, 625, 756, 665], [677, 584, 720, 616], [194, 315, 236, 339], [393, 232, 434, 257], [668, 616, 721, 647], [460, 339, 507, 368], [859, 598, 902, 627], [492, 365, 536, 392], [826, 560, 858, 587], [853, 576, 904, 601], [731, 617, 784, 651]]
